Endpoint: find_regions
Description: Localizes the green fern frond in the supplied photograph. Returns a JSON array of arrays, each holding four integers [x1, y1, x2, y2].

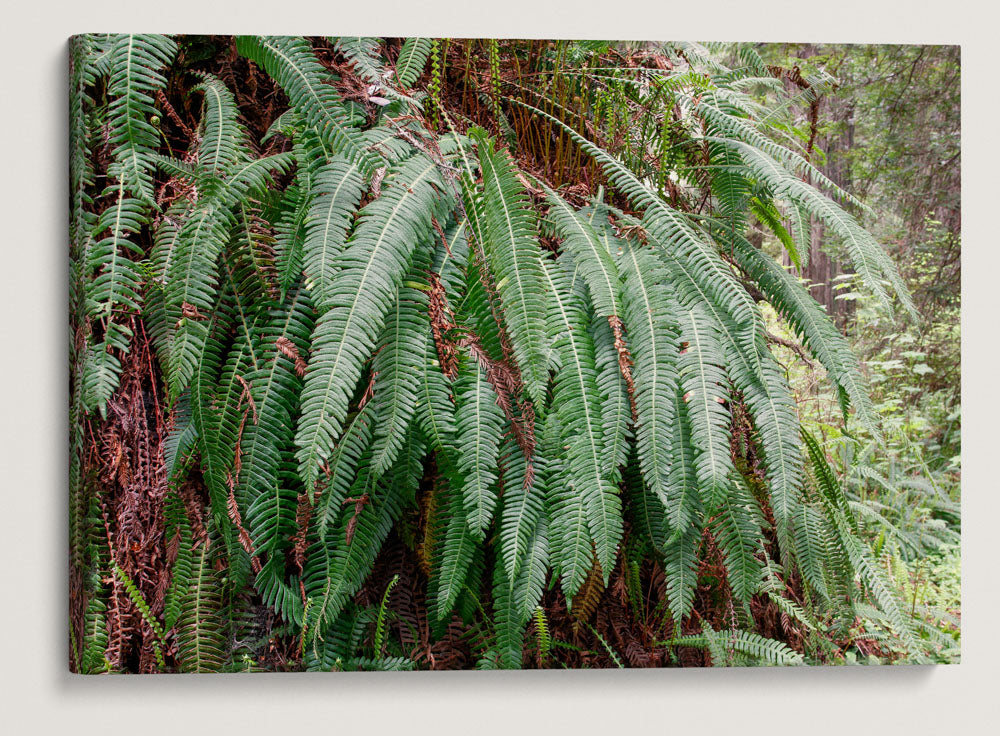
[[83, 185, 147, 413], [370, 278, 430, 478], [314, 405, 375, 541], [373, 573, 399, 656], [239, 287, 315, 553], [428, 479, 477, 621], [396, 38, 433, 88], [724, 138, 913, 316], [113, 564, 166, 670], [78, 594, 111, 674], [256, 557, 305, 626], [617, 241, 678, 510], [453, 358, 504, 539], [541, 183, 621, 318], [710, 474, 766, 604], [677, 306, 733, 511], [803, 430, 923, 657], [163, 199, 234, 398], [235, 36, 377, 175], [415, 337, 458, 451], [493, 517, 549, 669], [163, 493, 194, 632], [295, 152, 447, 490], [174, 543, 228, 672], [670, 625, 804, 666], [274, 152, 313, 293], [497, 441, 546, 582], [591, 318, 632, 483], [543, 412, 592, 601], [793, 503, 833, 602], [541, 257, 621, 577], [106, 34, 177, 203], [732, 340, 804, 563], [468, 129, 550, 403], [303, 430, 421, 643], [194, 73, 246, 176], [301, 157, 365, 309], [334, 37, 387, 86], [662, 519, 702, 628], [749, 196, 800, 269], [729, 236, 880, 438]]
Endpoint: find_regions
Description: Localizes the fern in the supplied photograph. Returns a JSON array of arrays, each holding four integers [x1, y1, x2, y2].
[[396, 38, 433, 88], [71, 36, 932, 671], [335, 37, 387, 86], [541, 184, 621, 318], [174, 543, 228, 672], [303, 429, 422, 644], [721, 138, 914, 316], [295, 152, 447, 490], [453, 358, 504, 538], [678, 305, 734, 511], [113, 564, 166, 670], [370, 277, 430, 478], [669, 625, 804, 666], [497, 439, 546, 582], [617, 241, 678, 509], [541, 256, 621, 577], [493, 517, 549, 668], [239, 287, 315, 553], [711, 474, 766, 605], [803, 430, 924, 657], [373, 574, 399, 656], [467, 129, 550, 403], [236, 36, 377, 175], [300, 157, 365, 309], [78, 595, 111, 674], [428, 478, 477, 621], [106, 34, 177, 203], [543, 411, 592, 601]]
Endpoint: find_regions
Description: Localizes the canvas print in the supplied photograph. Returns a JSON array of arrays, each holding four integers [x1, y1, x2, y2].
[[68, 36, 960, 672]]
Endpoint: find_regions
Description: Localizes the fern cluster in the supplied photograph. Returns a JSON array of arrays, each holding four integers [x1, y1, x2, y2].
[[70, 36, 929, 671]]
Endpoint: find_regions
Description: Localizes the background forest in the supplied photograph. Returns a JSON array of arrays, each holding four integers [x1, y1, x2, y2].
[[68, 36, 960, 672]]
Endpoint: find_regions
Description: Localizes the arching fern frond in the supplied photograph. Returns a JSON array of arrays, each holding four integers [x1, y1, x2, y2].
[[396, 38, 432, 88], [541, 183, 621, 318], [542, 412, 591, 602], [333, 37, 387, 86], [238, 287, 315, 553], [710, 474, 766, 605], [729, 235, 880, 439], [617, 241, 679, 510], [106, 34, 177, 203], [428, 478, 477, 621], [721, 138, 913, 316], [670, 625, 804, 666], [194, 73, 245, 176], [678, 306, 733, 512], [453, 358, 504, 539], [301, 157, 365, 309], [236, 35, 377, 175], [541, 256, 621, 577], [370, 279, 430, 478], [174, 543, 227, 672], [468, 129, 550, 403], [295, 152, 447, 489], [493, 517, 549, 669]]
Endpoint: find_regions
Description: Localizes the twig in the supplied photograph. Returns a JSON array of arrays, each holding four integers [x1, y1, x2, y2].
[[765, 331, 815, 369]]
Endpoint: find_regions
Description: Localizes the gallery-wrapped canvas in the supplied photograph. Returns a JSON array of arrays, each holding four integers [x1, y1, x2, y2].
[[68, 35, 960, 672]]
